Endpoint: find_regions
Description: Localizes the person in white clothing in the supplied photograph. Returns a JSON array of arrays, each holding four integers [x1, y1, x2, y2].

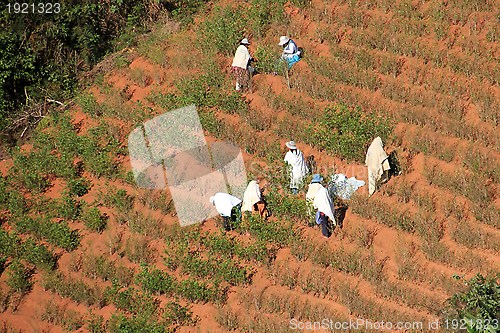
[[284, 140, 309, 194], [279, 36, 301, 69], [210, 192, 242, 230], [241, 180, 268, 220], [365, 137, 391, 196], [313, 185, 336, 238], [231, 38, 253, 91], [306, 174, 324, 215]]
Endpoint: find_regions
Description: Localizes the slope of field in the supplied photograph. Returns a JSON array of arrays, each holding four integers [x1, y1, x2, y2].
[[0, 0, 498, 332]]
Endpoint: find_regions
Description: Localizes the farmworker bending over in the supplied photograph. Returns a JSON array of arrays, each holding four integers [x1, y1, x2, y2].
[[210, 193, 242, 231], [241, 180, 269, 220]]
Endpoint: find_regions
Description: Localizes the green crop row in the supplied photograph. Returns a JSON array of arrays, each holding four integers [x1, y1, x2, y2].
[[136, 265, 227, 304], [0, 230, 57, 270], [12, 216, 80, 251]]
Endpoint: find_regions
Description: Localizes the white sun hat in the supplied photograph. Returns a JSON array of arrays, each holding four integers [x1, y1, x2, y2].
[[241, 38, 250, 45], [279, 36, 290, 46], [286, 140, 297, 149]]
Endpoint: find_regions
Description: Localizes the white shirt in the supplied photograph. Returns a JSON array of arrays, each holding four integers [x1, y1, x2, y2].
[[232, 45, 251, 69], [284, 150, 309, 180], [212, 192, 242, 217], [283, 39, 299, 56]]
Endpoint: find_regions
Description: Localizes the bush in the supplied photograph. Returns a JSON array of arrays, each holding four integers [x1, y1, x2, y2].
[[444, 274, 499, 333], [67, 178, 91, 197], [163, 301, 196, 327], [308, 104, 393, 162], [136, 265, 175, 295], [14, 216, 80, 251], [254, 46, 278, 74], [82, 207, 108, 233], [56, 195, 82, 220], [7, 260, 34, 293], [199, 5, 247, 56]]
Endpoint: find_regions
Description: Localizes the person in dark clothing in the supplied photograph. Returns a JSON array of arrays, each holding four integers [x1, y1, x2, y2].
[[316, 211, 332, 238]]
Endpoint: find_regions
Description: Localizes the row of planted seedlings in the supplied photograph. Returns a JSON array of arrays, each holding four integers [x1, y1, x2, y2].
[[270, 233, 439, 324], [280, 50, 494, 151], [400, 124, 499, 182], [327, 2, 497, 84], [323, 0, 497, 36], [350, 187, 495, 272], [378, 176, 499, 255]]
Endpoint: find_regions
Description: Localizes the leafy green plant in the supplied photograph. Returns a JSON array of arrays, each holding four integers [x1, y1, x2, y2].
[[7, 260, 34, 294], [67, 178, 91, 197], [199, 5, 248, 56], [308, 104, 393, 162], [136, 265, 176, 296], [444, 274, 499, 333], [56, 195, 82, 220], [82, 207, 108, 233], [163, 301, 196, 327]]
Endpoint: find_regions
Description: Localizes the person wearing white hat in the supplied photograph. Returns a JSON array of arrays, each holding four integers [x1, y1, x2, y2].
[[210, 192, 242, 230], [231, 38, 253, 91], [284, 140, 309, 194], [279, 36, 301, 68]]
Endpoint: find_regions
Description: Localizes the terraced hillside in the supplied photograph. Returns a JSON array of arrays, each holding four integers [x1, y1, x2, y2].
[[0, 0, 498, 332]]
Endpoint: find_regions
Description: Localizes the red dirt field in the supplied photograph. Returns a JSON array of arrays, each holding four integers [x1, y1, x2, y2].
[[0, 1, 498, 332]]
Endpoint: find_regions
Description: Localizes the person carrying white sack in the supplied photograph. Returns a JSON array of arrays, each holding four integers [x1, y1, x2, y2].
[[313, 185, 336, 238], [365, 136, 391, 196], [284, 140, 309, 194], [210, 192, 242, 231], [231, 38, 253, 91], [241, 180, 269, 220]]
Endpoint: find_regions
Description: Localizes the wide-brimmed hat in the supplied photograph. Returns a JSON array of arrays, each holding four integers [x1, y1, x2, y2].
[[279, 36, 290, 46], [311, 174, 323, 183], [241, 38, 250, 45], [286, 140, 297, 149]]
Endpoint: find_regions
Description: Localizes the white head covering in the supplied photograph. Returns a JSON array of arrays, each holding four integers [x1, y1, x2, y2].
[[313, 186, 336, 224], [365, 137, 391, 196], [279, 36, 290, 46], [210, 192, 242, 217], [240, 38, 250, 45], [241, 180, 262, 212]]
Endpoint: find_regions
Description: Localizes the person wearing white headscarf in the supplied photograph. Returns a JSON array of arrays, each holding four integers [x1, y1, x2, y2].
[[313, 186, 336, 238], [284, 141, 309, 194], [210, 192, 242, 230], [241, 180, 268, 219], [365, 137, 391, 196], [231, 38, 253, 91]]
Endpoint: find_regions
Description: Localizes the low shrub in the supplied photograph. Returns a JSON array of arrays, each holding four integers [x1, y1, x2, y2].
[[82, 207, 108, 233], [163, 301, 196, 327], [17, 216, 80, 251], [67, 178, 91, 197], [307, 104, 393, 162], [7, 260, 34, 294], [444, 274, 499, 333]]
